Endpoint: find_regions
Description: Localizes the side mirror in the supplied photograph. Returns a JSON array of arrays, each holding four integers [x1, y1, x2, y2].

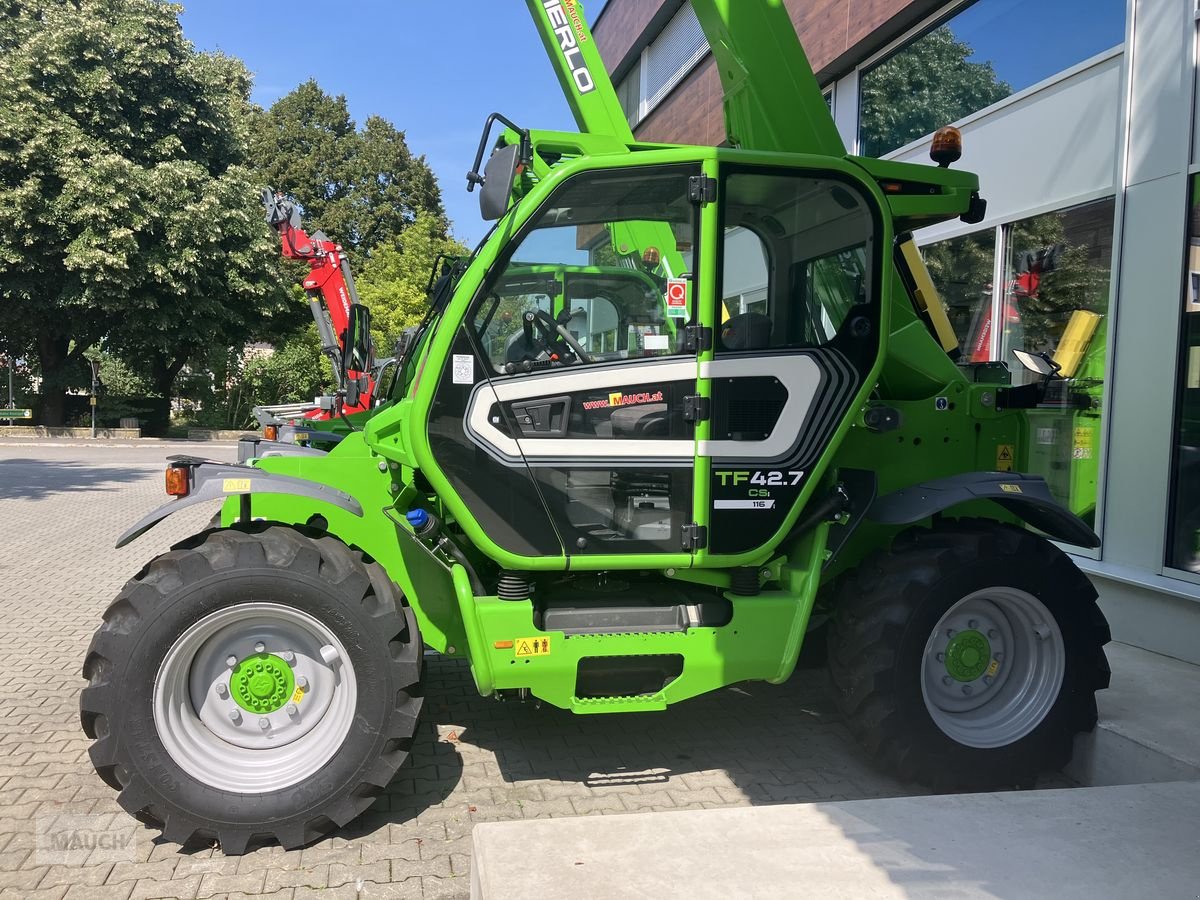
[[1012, 348, 1061, 378], [343, 304, 374, 381], [480, 144, 521, 221]]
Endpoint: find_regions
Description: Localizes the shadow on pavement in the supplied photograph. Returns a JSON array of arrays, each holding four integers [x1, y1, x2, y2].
[[0, 457, 151, 501]]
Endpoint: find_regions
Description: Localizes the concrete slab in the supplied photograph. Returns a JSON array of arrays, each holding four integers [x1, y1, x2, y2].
[[1068, 642, 1200, 785], [471, 782, 1200, 899]]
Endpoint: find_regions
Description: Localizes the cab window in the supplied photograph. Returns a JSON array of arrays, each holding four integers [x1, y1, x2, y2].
[[471, 166, 699, 374], [718, 172, 873, 352]]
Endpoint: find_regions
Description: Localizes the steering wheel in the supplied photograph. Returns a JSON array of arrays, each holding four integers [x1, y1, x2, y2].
[[526, 310, 593, 364]]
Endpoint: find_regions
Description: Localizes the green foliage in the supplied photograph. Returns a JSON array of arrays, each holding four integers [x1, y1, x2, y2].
[[923, 231, 996, 347], [250, 81, 444, 255], [0, 0, 289, 427], [355, 212, 467, 352], [1009, 211, 1111, 353], [859, 26, 1011, 158]]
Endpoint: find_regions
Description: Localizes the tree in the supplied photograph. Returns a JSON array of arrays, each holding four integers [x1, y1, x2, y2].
[[0, 0, 287, 427], [858, 26, 1012, 158], [355, 211, 467, 353], [250, 81, 444, 256]]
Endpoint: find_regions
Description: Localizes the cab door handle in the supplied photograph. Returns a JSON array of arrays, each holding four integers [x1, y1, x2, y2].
[[511, 396, 571, 437]]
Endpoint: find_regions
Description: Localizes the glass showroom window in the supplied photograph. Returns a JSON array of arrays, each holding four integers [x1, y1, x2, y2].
[[1005, 200, 1114, 526], [922, 199, 1114, 528], [1167, 176, 1200, 572], [858, 0, 1125, 157], [923, 229, 996, 356]]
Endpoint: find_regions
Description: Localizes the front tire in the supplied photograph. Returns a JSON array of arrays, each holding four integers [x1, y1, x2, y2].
[[827, 518, 1110, 790], [80, 525, 423, 853]]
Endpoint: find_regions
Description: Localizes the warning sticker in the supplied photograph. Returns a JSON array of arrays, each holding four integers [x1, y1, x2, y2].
[[986, 659, 1000, 678], [999, 483, 1023, 494], [665, 278, 689, 318], [291, 686, 304, 704], [452, 354, 474, 385], [222, 478, 251, 492], [996, 444, 1014, 472], [514, 637, 551, 658]]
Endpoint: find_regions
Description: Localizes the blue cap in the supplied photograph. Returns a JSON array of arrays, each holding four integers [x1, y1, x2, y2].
[[405, 508, 430, 529]]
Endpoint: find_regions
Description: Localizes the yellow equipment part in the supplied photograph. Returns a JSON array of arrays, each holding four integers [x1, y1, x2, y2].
[[1053, 310, 1102, 378], [898, 237, 959, 355]]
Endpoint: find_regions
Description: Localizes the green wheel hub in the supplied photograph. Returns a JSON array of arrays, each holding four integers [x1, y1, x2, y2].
[[944, 630, 991, 682], [230, 653, 295, 714]]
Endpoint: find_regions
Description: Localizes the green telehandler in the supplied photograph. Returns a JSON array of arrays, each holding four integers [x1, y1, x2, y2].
[[81, 0, 1110, 853]]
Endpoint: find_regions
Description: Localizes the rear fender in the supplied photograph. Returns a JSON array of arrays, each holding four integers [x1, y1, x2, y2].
[[115, 459, 363, 548], [868, 471, 1100, 548]]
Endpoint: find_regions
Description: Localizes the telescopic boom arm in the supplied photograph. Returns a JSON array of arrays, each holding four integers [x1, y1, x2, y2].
[[262, 190, 374, 417]]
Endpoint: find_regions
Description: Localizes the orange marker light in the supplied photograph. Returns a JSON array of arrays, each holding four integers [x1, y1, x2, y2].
[[263, 424, 278, 441], [930, 126, 963, 168], [642, 246, 661, 266], [165, 466, 190, 497], [494, 640, 514, 650]]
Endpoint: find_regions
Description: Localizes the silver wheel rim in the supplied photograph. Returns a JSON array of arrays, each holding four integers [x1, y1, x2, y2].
[[153, 602, 356, 793], [920, 587, 1065, 749]]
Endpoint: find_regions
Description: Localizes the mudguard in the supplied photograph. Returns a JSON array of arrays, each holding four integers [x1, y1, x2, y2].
[[115, 458, 363, 548], [868, 471, 1100, 548]]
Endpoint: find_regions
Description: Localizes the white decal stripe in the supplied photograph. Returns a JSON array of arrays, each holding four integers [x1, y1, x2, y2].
[[698, 356, 823, 459], [714, 499, 777, 509], [466, 359, 698, 461]]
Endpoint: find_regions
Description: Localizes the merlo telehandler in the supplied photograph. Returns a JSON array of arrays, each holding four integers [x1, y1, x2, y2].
[[81, 0, 1110, 853]]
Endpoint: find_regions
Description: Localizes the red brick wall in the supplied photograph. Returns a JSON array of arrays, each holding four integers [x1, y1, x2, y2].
[[593, 0, 939, 145]]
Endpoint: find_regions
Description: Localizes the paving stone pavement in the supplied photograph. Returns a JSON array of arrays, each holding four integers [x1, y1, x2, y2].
[[0, 441, 1073, 899]]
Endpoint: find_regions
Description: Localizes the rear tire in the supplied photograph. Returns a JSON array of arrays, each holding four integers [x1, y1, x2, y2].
[[827, 518, 1110, 790], [80, 525, 423, 853]]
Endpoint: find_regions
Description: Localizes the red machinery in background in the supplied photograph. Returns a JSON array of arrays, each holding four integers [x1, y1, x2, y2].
[[262, 189, 375, 419]]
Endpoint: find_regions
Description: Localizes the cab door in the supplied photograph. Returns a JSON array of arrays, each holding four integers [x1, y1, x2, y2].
[[453, 162, 706, 564], [697, 163, 886, 558]]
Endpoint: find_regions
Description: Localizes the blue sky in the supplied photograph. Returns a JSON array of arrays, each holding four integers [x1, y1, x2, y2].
[[180, 1, 608, 246], [944, 0, 1125, 91]]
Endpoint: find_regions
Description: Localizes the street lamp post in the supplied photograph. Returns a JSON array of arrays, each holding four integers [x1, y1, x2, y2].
[[89, 358, 100, 439]]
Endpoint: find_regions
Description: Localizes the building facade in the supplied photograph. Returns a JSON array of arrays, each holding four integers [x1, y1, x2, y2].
[[593, 0, 1200, 663]]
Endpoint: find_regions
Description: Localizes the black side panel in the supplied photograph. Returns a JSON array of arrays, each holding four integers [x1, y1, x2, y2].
[[869, 471, 1101, 548], [427, 326, 563, 559]]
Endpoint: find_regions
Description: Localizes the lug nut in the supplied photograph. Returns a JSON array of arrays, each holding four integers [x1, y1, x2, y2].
[[229, 709, 242, 724], [968, 619, 978, 629], [226, 655, 238, 668], [983, 675, 993, 685], [936, 652, 945, 662], [942, 676, 952, 686], [946, 628, 956, 638], [281, 650, 295, 664], [216, 683, 229, 699], [988, 629, 999, 639], [319, 644, 340, 666], [297, 675, 309, 691], [254, 641, 266, 653], [962, 685, 973, 696], [286, 704, 298, 718], [995, 652, 1003, 661], [259, 717, 270, 731]]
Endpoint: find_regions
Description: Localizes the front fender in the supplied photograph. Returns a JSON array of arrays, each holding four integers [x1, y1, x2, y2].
[[115, 460, 363, 548], [868, 471, 1100, 549]]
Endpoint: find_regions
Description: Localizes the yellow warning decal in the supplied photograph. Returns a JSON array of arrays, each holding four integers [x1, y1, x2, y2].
[[986, 659, 1000, 678], [223, 478, 251, 492], [291, 686, 304, 704], [996, 444, 1015, 472], [514, 637, 551, 658], [999, 483, 1023, 494]]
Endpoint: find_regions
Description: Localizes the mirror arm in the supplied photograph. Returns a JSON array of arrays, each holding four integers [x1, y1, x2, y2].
[[466, 112, 531, 192]]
